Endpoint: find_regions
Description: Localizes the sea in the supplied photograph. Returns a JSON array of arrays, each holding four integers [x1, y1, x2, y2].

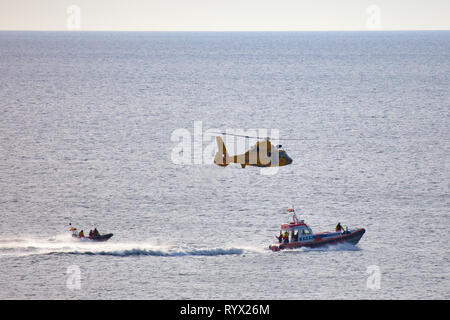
[[0, 31, 448, 300]]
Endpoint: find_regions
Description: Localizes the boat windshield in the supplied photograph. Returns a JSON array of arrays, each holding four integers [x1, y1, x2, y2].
[[301, 228, 311, 235]]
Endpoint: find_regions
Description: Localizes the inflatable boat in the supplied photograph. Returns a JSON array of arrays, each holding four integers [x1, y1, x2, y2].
[[72, 233, 113, 242]]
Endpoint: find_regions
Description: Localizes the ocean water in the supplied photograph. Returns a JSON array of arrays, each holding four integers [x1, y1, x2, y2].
[[0, 31, 448, 300]]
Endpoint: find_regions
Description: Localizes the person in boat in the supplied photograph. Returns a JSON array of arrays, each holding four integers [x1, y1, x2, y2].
[[78, 230, 85, 238], [335, 223, 343, 232], [69, 223, 77, 235], [89, 230, 93, 237], [276, 231, 283, 243], [92, 228, 100, 237], [283, 231, 289, 244]]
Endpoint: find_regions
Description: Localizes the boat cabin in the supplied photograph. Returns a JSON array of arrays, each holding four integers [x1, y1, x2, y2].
[[280, 219, 315, 243]]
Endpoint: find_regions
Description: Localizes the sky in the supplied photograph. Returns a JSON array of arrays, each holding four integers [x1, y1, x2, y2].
[[0, 0, 449, 31]]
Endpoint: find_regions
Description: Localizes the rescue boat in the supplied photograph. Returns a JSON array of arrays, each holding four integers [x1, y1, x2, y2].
[[269, 210, 365, 252], [72, 233, 113, 242], [69, 224, 113, 242]]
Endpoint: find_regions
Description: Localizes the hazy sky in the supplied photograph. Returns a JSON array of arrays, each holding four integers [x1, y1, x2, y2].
[[1, 0, 449, 31]]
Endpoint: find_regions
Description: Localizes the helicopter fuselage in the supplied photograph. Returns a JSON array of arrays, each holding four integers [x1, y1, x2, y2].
[[214, 137, 293, 168]]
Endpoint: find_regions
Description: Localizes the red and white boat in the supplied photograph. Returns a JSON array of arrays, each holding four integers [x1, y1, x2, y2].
[[269, 209, 365, 252]]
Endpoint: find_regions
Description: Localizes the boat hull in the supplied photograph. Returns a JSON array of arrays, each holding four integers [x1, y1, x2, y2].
[[72, 233, 113, 242], [269, 228, 365, 252]]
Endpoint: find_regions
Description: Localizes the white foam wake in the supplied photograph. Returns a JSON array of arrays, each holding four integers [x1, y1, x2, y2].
[[0, 234, 252, 258]]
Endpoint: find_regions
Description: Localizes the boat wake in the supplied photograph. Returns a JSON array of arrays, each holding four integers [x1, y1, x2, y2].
[[63, 247, 245, 257], [0, 234, 254, 258]]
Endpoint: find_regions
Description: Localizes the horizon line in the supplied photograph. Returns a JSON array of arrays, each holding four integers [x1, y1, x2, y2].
[[1, 28, 449, 32]]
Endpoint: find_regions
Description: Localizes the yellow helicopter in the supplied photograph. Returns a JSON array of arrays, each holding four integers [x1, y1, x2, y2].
[[213, 133, 293, 168]]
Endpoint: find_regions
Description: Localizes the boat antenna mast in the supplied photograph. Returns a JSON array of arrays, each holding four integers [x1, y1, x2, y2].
[[291, 205, 299, 224]]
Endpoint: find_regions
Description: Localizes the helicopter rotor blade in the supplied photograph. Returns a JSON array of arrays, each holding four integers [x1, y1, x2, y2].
[[212, 132, 314, 141], [212, 132, 264, 139]]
